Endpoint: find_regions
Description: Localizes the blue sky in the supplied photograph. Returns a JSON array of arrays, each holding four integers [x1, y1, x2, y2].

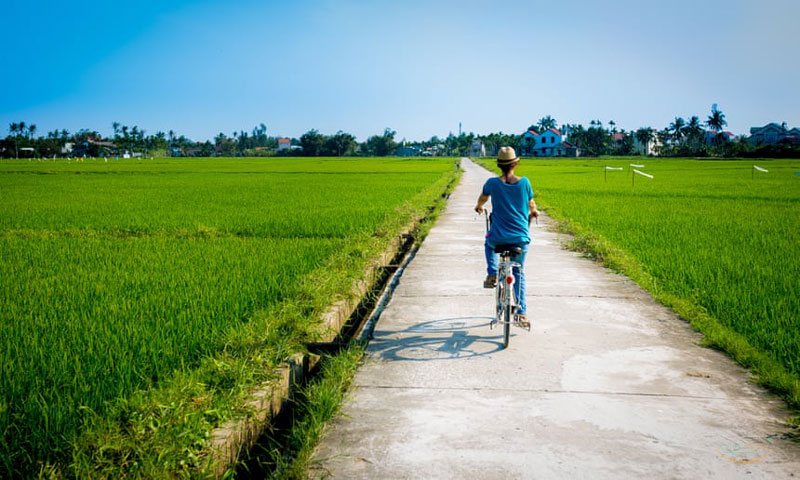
[[2, 0, 798, 142]]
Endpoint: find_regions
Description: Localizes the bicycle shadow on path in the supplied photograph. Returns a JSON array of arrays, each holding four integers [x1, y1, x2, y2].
[[367, 316, 508, 361]]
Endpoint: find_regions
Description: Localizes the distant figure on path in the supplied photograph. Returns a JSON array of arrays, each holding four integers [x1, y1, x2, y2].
[[474, 146, 539, 326]]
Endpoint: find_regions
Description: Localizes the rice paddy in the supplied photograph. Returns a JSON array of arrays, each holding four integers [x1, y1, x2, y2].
[[0, 156, 458, 477]]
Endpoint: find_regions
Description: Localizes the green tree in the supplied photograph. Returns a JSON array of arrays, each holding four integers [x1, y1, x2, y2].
[[635, 127, 656, 155], [324, 131, 356, 156], [9, 122, 19, 157], [537, 115, 557, 131], [669, 117, 686, 142], [365, 128, 397, 156], [706, 108, 727, 133], [300, 129, 325, 156]]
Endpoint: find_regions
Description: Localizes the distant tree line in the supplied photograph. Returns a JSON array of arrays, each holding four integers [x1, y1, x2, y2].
[[0, 121, 404, 158], [3, 108, 799, 158]]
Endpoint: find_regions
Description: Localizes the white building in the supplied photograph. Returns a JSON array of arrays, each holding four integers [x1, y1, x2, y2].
[[277, 138, 291, 151], [633, 133, 662, 156], [471, 139, 486, 157]]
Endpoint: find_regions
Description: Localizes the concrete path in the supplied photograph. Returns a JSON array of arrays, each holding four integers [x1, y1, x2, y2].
[[310, 159, 799, 479]]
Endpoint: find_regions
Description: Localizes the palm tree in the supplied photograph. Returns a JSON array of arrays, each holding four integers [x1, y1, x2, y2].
[[706, 109, 727, 133], [9, 123, 19, 157], [635, 128, 656, 155], [112, 122, 120, 139], [131, 126, 139, 151], [686, 116, 701, 135], [669, 117, 686, 142], [609, 120, 616, 133], [537, 115, 557, 131], [28, 124, 36, 139]]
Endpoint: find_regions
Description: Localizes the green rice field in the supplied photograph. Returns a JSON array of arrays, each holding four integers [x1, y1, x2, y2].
[[480, 157, 800, 405], [0, 156, 458, 477]]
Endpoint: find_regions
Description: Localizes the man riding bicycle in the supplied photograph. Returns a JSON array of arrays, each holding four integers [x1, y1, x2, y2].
[[474, 146, 539, 327]]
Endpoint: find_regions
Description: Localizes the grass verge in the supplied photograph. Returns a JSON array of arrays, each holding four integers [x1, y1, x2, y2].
[[237, 345, 366, 479]]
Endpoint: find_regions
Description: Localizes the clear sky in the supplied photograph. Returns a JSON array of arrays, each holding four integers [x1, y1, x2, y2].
[[2, 0, 798, 142]]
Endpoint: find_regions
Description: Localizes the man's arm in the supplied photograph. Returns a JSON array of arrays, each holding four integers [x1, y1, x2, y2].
[[529, 198, 539, 219], [474, 193, 490, 214]]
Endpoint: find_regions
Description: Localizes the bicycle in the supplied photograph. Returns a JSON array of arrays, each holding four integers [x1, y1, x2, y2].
[[483, 210, 534, 348]]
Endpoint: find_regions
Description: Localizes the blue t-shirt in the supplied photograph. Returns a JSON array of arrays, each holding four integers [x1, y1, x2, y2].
[[482, 176, 534, 247]]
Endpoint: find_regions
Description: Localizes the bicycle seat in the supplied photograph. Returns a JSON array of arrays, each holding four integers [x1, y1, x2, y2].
[[493, 244, 523, 256]]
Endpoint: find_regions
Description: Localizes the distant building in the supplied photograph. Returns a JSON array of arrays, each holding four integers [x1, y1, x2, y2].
[[779, 134, 800, 147], [554, 141, 580, 157], [633, 133, 662, 156], [277, 138, 291, 151], [611, 133, 625, 147], [397, 145, 421, 156], [471, 139, 486, 157], [749, 123, 791, 145], [521, 130, 539, 155], [528, 128, 574, 157], [72, 139, 116, 157], [705, 130, 736, 145], [521, 128, 580, 157]]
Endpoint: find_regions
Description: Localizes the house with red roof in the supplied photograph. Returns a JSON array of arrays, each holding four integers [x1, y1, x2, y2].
[[522, 128, 580, 157], [704, 130, 736, 145], [277, 138, 291, 151]]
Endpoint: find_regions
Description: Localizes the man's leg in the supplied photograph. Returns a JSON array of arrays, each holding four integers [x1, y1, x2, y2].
[[483, 241, 498, 288], [485, 241, 498, 276], [511, 244, 529, 314]]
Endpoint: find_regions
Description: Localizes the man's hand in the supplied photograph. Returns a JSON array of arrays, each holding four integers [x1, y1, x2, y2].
[[474, 205, 485, 214], [531, 209, 540, 218]]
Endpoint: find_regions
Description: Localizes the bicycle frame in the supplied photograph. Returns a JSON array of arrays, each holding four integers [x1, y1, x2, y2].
[[483, 209, 527, 348], [495, 254, 521, 324]]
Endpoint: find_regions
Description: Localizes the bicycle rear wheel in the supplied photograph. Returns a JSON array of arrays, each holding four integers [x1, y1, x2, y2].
[[503, 302, 511, 348], [495, 281, 503, 329]]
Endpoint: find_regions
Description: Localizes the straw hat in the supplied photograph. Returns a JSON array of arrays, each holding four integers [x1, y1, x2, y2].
[[496, 146, 519, 166]]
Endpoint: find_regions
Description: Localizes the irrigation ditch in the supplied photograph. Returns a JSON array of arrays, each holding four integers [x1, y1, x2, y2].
[[202, 166, 460, 478]]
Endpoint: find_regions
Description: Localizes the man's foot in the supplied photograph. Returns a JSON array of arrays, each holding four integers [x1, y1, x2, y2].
[[517, 314, 530, 329], [483, 275, 497, 288]]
